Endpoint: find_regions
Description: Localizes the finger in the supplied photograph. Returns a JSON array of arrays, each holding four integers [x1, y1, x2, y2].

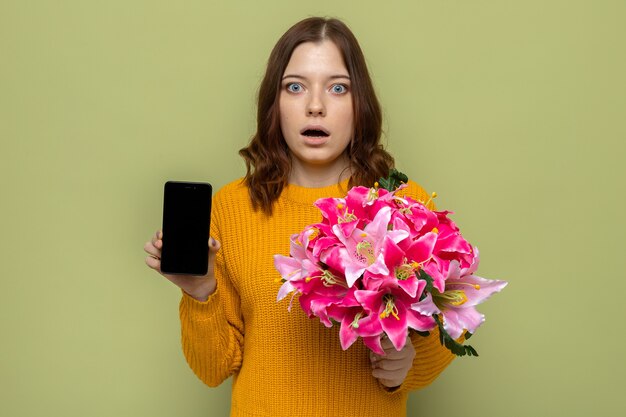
[[376, 351, 402, 361], [376, 358, 410, 371], [382, 335, 414, 353], [372, 368, 403, 385], [379, 347, 411, 360], [370, 346, 398, 362], [376, 378, 401, 389], [144, 241, 161, 258], [208, 238, 219, 264], [151, 231, 163, 249], [370, 352, 378, 365], [145, 254, 161, 271], [380, 337, 395, 350], [209, 237, 221, 252], [379, 380, 399, 389]]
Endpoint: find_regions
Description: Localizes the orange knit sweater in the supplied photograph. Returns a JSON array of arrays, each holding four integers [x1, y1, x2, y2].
[[179, 178, 457, 417]]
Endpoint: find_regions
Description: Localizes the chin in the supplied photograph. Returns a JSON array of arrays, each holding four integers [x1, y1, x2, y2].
[[297, 152, 347, 169]]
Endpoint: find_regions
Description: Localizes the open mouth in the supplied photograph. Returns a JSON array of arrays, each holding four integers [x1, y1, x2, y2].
[[301, 129, 330, 138]]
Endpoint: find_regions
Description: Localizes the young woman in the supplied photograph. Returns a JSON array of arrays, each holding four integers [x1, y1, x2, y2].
[[144, 17, 457, 417]]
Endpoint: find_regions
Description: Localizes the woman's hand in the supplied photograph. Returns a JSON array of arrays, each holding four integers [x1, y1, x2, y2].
[[370, 335, 416, 390], [144, 229, 220, 302]]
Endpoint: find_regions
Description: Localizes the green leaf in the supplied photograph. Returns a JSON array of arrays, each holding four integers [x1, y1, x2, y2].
[[377, 168, 409, 191], [433, 315, 479, 357], [417, 269, 434, 296], [466, 345, 478, 356]]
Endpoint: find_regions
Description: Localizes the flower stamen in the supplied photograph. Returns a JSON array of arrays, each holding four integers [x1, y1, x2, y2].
[[338, 210, 358, 224], [355, 240, 375, 265], [367, 187, 379, 202], [380, 294, 400, 320], [395, 258, 419, 281], [434, 289, 468, 307], [424, 191, 438, 207], [448, 281, 481, 290], [320, 270, 348, 288], [307, 228, 319, 241]]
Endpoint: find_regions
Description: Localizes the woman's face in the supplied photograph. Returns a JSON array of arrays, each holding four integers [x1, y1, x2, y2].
[[279, 40, 354, 179]]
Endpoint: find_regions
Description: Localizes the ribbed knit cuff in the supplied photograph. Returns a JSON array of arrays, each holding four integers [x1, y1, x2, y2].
[[180, 287, 222, 322], [382, 384, 402, 394]]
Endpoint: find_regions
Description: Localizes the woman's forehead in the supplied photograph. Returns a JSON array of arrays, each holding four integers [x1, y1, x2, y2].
[[283, 40, 349, 79]]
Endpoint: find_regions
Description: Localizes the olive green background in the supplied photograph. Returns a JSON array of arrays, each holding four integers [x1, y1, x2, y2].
[[1, 1, 624, 416]]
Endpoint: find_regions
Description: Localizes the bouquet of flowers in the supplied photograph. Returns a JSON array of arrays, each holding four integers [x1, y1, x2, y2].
[[274, 170, 507, 356]]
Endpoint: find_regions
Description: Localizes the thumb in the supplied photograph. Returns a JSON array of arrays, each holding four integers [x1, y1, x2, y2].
[[209, 237, 221, 252]]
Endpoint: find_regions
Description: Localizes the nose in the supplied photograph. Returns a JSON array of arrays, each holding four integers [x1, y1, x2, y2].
[[307, 90, 326, 116]]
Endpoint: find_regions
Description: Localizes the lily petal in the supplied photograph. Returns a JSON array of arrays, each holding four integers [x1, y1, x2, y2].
[[277, 281, 296, 302], [411, 293, 441, 316], [273, 255, 303, 280], [405, 232, 437, 264], [447, 275, 508, 307], [381, 312, 408, 351], [442, 307, 484, 340], [362, 335, 385, 355], [406, 308, 436, 332], [396, 275, 419, 298], [339, 311, 361, 350]]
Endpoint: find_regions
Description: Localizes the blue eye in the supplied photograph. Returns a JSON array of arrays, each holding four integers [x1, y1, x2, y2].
[[331, 84, 348, 94], [287, 83, 302, 93]]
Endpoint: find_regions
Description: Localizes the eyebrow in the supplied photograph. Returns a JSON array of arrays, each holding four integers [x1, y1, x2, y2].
[[281, 74, 351, 81]]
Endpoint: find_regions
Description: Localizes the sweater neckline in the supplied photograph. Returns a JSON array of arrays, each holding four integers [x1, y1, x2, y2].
[[281, 178, 351, 206]]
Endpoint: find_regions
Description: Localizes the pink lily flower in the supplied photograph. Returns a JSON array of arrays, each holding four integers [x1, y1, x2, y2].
[[274, 228, 321, 306], [294, 267, 350, 327], [346, 184, 400, 209], [355, 284, 435, 352], [412, 249, 508, 340], [274, 172, 506, 357], [321, 206, 408, 287], [343, 184, 408, 227], [392, 197, 439, 239], [325, 288, 385, 351], [314, 197, 360, 238], [416, 211, 473, 293], [433, 211, 474, 269], [421, 256, 449, 293], [338, 310, 385, 352], [363, 232, 436, 298]]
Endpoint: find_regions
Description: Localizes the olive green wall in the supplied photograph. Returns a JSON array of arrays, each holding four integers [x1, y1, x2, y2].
[[1, 1, 624, 416]]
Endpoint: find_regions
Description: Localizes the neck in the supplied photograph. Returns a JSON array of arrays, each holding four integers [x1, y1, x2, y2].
[[288, 155, 351, 188]]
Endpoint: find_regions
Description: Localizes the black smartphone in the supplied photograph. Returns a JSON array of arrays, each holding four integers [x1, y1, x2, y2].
[[160, 181, 212, 275]]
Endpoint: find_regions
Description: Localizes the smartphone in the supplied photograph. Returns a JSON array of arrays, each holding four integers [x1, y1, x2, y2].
[[160, 181, 212, 275]]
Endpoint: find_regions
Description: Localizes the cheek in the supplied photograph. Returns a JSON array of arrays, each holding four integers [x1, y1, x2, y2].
[[278, 95, 293, 126], [342, 101, 355, 127], [341, 108, 355, 135], [279, 110, 293, 133]]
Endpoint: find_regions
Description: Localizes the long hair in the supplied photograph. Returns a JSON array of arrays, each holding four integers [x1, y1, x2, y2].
[[239, 17, 394, 215]]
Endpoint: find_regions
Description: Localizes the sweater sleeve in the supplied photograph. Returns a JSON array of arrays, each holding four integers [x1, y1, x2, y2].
[[178, 195, 245, 387]]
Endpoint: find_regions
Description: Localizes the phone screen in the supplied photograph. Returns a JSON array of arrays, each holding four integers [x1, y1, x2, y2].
[[160, 181, 212, 275]]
